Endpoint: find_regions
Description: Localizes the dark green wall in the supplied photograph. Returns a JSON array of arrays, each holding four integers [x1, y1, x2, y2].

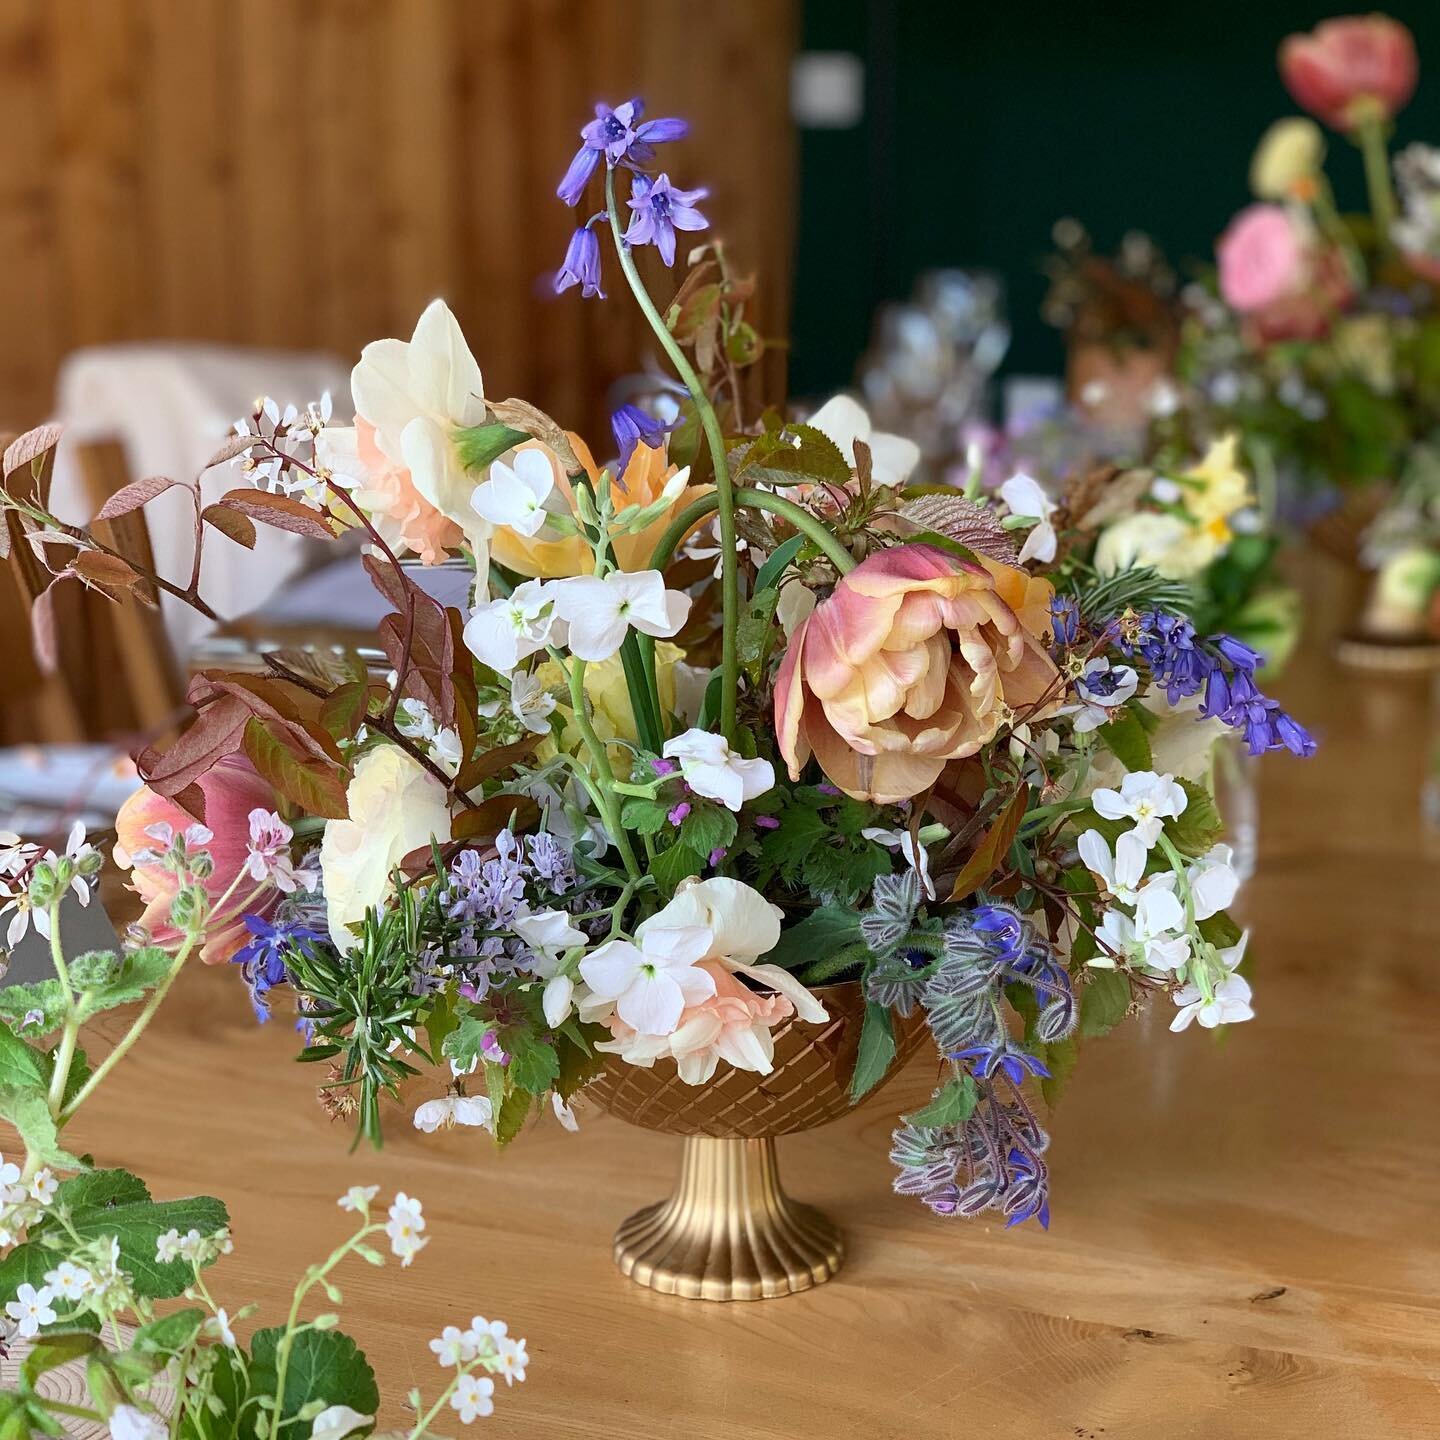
[[792, 0, 1440, 400]]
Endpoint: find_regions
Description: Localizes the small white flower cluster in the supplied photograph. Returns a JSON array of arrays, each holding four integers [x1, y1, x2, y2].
[[395, 700, 465, 778], [336, 1186, 430, 1267], [230, 393, 335, 501], [155, 1225, 232, 1268], [0, 821, 101, 950], [428, 1314, 528, 1424], [0, 1153, 55, 1249], [1079, 770, 1252, 1030]]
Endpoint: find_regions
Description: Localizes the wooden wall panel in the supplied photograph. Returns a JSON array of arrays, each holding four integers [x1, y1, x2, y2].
[[0, 0, 798, 445]]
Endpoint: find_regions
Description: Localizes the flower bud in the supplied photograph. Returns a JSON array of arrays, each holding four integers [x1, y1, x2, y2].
[[189, 852, 215, 880], [28, 863, 59, 908]]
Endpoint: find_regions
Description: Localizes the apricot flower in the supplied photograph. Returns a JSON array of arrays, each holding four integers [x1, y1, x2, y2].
[[775, 544, 1058, 803], [489, 435, 707, 578]]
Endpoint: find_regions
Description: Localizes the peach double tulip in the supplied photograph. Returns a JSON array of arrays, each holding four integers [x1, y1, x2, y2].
[[775, 544, 1058, 804]]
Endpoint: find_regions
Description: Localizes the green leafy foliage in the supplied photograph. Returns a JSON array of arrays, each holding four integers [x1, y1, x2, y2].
[[246, 1328, 379, 1440], [1097, 708, 1153, 773], [849, 1002, 896, 1102], [620, 796, 670, 835], [0, 1090, 79, 1169], [75, 948, 174, 1023], [678, 802, 737, 859], [905, 1075, 977, 1129], [0, 1026, 49, 1092], [1169, 778, 1224, 857], [763, 905, 862, 972], [651, 841, 704, 896], [506, 1031, 560, 1095], [1079, 970, 1131, 1039], [1040, 1034, 1081, 1108], [0, 981, 67, 1037], [752, 785, 892, 906]]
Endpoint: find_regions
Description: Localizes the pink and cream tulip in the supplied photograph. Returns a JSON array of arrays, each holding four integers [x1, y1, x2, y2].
[[114, 755, 281, 964], [1279, 14, 1418, 132], [774, 544, 1058, 803]]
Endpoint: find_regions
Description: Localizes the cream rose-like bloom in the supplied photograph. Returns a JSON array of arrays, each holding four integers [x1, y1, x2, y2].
[[320, 745, 452, 951], [1249, 117, 1326, 200], [351, 299, 490, 564], [774, 544, 1058, 803]]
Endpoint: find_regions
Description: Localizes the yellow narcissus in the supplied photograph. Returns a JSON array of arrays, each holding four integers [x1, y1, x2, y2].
[[774, 544, 1058, 804], [489, 435, 708, 579]]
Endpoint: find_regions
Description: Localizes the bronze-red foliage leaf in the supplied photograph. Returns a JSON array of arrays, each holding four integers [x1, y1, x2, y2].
[[947, 787, 1030, 903], [217, 489, 337, 541], [241, 717, 349, 819]]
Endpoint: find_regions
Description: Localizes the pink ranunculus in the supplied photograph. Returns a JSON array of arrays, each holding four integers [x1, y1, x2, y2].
[[1217, 205, 1309, 313], [774, 544, 1058, 804], [1279, 15, 1418, 132], [114, 755, 282, 964], [596, 960, 796, 1085]]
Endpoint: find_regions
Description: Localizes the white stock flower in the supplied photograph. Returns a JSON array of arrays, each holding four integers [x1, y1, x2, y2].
[[351, 299, 491, 558], [551, 571, 690, 662], [1090, 771, 1187, 848], [1077, 828, 1149, 906], [1171, 935, 1253, 1030], [413, 1094, 494, 1134], [509, 671, 557, 734], [579, 928, 716, 1036], [511, 908, 586, 968], [309, 1406, 374, 1440], [429, 1324, 478, 1368], [999, 473, 1058, 565], [108, 1405, 168, 1440], [661, 729, 774, 811], [805, 394, 920, 488], [319, 745, 452, 953], [1186, 843, 1239, 921], [5, 1282, 55, 1338], [542, 974, 575, 1027], [450, 1374, 496, 1424], [338, 1184, 380, 1214], [471, 450, 558, 537], [463, 580, 564, 673], [1093, 875, 1188, 973]]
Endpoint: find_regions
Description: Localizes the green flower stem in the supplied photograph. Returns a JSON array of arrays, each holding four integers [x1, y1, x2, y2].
[[407, 1349, 501, 1440], [559, 653, 641, 881], [605, 168, 741, 740], [647, 487, 855, 578], [1355, 115, 1397, 239], [44, 904, 80, 1125], [270, 1220, 387, 1440]]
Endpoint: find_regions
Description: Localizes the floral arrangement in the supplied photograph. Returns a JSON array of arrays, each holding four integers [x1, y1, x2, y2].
[[0, 833, 526, 1436], [1178, 11, 1440, 612], [0, 96, 1315, 1235]]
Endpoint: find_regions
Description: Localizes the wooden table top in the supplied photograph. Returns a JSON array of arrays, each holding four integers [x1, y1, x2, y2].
[[54, 564, 1440, 1439]]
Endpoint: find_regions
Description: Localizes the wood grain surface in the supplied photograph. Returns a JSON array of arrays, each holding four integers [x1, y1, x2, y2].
[[0, 0, 797, 442], [25, 564, 1440, 1438]]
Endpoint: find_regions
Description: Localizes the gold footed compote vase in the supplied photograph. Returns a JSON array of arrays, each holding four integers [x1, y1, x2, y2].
[[585, 980, 929, 1301]]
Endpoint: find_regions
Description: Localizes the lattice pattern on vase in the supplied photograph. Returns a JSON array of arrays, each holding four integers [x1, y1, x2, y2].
[[586, 980, 932, 1138]]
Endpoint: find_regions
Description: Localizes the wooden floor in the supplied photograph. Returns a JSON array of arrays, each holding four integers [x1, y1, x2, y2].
[[46, 564, 1440, 1439]]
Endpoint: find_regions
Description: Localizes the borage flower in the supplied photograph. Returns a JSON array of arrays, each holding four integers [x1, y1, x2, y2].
[[230, 915, 324, 1021], [557, 98, 689, 206]]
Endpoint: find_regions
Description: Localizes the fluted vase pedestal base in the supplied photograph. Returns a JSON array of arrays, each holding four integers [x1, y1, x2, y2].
[[613, 1135, 843, 1301]]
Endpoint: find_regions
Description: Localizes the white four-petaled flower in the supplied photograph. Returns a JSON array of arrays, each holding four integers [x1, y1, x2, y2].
[[1000, 472, 1059, 564], [1090, 771, 1188, 848], [550, 570, 691, 662], [413, 1094, 494, 1134], [463, 580, 565, 674], [471, 450, 559, 537], [578, 926, 717, 1036], [661, 729, 774, 812], [1171, 934, 1253, 1030]]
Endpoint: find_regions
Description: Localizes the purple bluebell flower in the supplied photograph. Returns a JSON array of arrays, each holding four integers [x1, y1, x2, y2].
[[557, 98, 689, 206], [623, 173, 709, 267], [554, 225, 605, 299], [231, 915, 324, 1023], [611, 403, 679, 473], [1049, 595, 1080, 648]]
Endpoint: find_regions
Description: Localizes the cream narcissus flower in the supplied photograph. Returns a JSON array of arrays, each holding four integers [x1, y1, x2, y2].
[[351, 299, 490, 563], [319, 746, 452, 952], [1250, 117, 1326, 200]]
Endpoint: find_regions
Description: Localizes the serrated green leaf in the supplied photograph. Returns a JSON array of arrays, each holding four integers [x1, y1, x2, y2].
[[0, 1026, 49, 1092], [1168, 777, 1224, 857], [20, 1331, 98, 1388], [554, 1026, 608, 1100], [76, 948, 174, 1023], [52, 1168, 150, 1217], [1079, 969, 1130, 1038], [247, 1328, 379, 1440], [849, 1002, 896, 1102], [1041, 1034, 1080, 1108], [651, 842, 704, 896], [0, 1088, 80, 1168], [905, 1075, 977, 1129], [0, 982, 68, 1037], [620, 797, 671, 835], [678, 804, 737, 859], [61, 1194, 228, 1299], [506, 1034, 560, 1095], [442, 1016, 488, 1072], [131, 1307, 205, 1360], [493, 1086, 532, 1147]]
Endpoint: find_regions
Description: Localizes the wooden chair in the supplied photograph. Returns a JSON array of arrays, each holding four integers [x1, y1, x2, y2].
[[0, 434, 184, 744]]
